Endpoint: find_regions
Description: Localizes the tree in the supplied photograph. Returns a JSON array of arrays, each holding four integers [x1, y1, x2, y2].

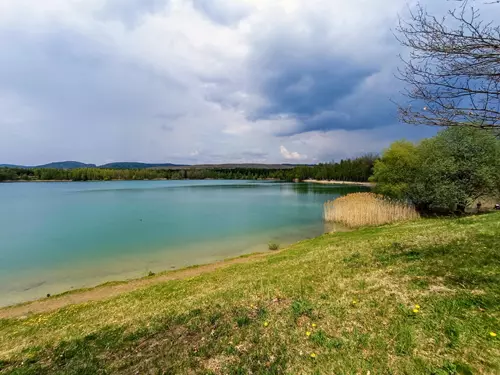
[[372, 128, 500, 212], [371, 141, 420, 200], [409, 127, 500, 211], [396, 0, 500, 130]]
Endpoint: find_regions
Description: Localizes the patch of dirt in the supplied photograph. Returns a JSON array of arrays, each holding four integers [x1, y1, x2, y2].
[[0, 253, 270, 319]]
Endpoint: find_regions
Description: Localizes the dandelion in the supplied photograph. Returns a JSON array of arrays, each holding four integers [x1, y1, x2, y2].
[[490, 332, 497, 337], [264, 321, 269, 327], [310, 353, 317, 359], [415, 304, 420, 309], [312, 323, 317, 328], [413, 308, 419, 313], [306, 331, 311, 337], [352, 300, 357, 305]]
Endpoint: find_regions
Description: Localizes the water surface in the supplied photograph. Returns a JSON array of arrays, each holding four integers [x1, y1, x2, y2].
[[0, 180, 367, 306]]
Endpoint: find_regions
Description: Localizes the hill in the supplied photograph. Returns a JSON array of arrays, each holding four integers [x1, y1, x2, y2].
[[1, 161, 310, 170], [36, 161, 97, 169], [1, 213, 499, 374], [0, 164, 26, 168]]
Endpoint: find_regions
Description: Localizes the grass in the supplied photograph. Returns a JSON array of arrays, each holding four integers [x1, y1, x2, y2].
[[0, 212, 499, 374], [324, 192, 420, 227]]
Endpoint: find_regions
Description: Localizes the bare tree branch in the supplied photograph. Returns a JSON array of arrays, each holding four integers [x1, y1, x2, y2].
[[396, 0, 500, 129]]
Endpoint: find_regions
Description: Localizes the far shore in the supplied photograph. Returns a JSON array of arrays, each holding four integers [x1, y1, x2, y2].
[[0, 178, 280, 183], [304, 179, 375, 187], [2, 178, 373, 185]]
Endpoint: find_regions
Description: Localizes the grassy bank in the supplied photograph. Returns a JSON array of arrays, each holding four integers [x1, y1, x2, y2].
[[1, 213, 499, 374]]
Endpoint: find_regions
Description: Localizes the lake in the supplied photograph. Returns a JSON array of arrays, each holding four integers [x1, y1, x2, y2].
[[0, 180, 367, 306]]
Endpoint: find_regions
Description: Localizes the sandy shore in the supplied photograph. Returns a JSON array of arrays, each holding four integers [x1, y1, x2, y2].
[[0, 252, 274, 319], [304, 179, 375, 187]]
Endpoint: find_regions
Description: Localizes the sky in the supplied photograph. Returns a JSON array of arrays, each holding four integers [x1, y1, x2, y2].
[[0, 0, 452, 165]]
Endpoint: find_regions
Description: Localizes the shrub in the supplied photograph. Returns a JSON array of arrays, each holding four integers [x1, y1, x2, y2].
[[268, 242, 280, 251]]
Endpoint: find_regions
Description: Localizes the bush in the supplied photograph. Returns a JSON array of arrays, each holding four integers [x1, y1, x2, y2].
[[268, 242, 280, 251]]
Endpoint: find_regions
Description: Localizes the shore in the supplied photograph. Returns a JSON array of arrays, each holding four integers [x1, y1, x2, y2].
[[304, 179, 375, 187], [0, 252, 270, 320]]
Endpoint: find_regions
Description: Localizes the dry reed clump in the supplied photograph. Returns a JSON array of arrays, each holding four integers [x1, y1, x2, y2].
[[324, 192, 419, 228]]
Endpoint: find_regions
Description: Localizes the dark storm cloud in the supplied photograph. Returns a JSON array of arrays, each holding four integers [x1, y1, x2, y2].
[[251, 59, 374, 120], [250, 41, 396, 134]]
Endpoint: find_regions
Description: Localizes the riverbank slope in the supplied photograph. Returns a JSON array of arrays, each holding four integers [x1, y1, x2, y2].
[[1, 212, 499, 374]]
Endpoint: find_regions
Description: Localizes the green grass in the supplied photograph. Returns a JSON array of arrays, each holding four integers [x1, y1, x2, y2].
[[1, 213, 499, 374]]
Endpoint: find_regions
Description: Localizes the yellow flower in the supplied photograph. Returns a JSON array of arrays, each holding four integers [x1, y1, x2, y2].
[[263, 321, 269, 327], [413, 308, 419, 313], [311, 323, 317, 328], [310, 353, 317, 358], [490, 332, 497, 337], [415, 304, 420, 309], [352, 300, 357, 305], [306, 331, 311, 337]]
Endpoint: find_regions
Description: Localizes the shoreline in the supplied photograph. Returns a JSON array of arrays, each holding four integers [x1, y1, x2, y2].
[[304, 179, 375, 187], [0, 221, 345, 317], [0, 251, 273, 319]]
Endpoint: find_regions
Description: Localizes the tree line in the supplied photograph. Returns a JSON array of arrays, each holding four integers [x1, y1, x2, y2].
[[0, 155, 376, 183]]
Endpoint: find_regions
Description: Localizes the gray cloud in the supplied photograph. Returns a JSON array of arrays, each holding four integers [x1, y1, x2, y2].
[[0, 0, 454, 165], [96, 0, 169, 27]]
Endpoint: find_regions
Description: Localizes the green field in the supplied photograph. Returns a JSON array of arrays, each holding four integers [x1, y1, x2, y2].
[[1, 213, 499, 374]]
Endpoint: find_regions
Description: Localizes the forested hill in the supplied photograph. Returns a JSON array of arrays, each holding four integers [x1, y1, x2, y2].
[[0, 161, 96, 169], [0, 156, 376, 183]]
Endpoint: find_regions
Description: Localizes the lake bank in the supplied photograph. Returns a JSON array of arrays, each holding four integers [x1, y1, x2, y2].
[[0, 251, 271, 319], [1, 212, 498, 373]]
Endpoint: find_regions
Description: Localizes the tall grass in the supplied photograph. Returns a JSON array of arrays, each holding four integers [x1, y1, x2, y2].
[[324, 192, 419, 227]]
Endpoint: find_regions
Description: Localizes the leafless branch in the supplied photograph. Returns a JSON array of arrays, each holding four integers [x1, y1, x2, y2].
[[396, 0, 500, 129]]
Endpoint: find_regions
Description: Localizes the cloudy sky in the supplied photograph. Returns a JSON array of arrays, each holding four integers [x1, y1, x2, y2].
[[0, 0, 447, 165]]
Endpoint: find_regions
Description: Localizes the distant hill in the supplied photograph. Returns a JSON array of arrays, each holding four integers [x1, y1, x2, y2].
[[1, 161, 311, 170], [37, 161, 97, 169], [99, 162, 185, 170], [0, 164, 27, 168]]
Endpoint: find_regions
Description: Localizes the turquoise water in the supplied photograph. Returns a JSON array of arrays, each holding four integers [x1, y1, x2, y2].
[[0, 180, 367, 306]]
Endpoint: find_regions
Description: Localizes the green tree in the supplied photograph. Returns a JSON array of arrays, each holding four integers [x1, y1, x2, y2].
[[370, 141, 419, 200], [371, 128, 500, 212], [410, 127, 500, 212]]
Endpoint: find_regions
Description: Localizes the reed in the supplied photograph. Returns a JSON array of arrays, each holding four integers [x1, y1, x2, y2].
[[324, 192, 419, 227]]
